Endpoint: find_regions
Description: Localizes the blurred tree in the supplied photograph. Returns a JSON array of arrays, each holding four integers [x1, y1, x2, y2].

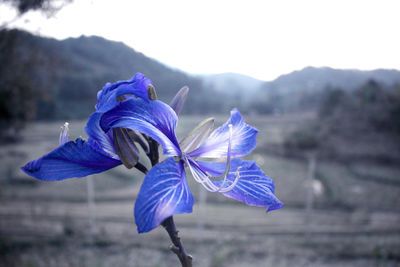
[[318, 87, 347, 118], [0, 0, 73, 29], [284, 121, 320, 152], [0, 29, 37, 141], [1, 0, 72, 14], [285, 80, 400, 162], [389, 85, 400, 133], [0, 0, 73, 141]]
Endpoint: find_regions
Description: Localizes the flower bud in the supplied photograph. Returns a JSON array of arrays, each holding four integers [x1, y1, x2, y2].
[[170, 86, 189, 115], [180, 117, 214, 153], [147, 85, 158, 100], [113, 127, 140, 169]]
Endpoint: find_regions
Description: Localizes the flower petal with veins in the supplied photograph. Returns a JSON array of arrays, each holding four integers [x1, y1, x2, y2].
[[85, 112, 117, 158], [188, 108, 258, 159], [134, 158, 194, 233], [21, 138, 121, 181], [100, 97, 181, 157], [196, 158, 284, 211]]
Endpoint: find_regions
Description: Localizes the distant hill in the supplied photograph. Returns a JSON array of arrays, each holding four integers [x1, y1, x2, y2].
[[0, 29, 221, 125], [251, 67, 400, 113], [201, 72, 263, 98], [199, 67, 400, 113], [262, 66, 400, 94], [1, 28, 400, 128]]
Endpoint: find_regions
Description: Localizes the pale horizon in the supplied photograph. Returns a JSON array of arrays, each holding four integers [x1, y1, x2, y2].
[[1, 0, 400, 81]]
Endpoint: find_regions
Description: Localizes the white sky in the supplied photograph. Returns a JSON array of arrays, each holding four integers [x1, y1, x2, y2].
[[1, 0, 400, 81]]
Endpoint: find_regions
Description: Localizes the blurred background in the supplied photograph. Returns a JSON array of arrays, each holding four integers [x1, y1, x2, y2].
[[1, 0, 400, 266]]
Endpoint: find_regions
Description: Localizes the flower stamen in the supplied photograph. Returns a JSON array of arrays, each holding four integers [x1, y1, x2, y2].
[[186, 124, 240, 193], [59, 122, 69, 145]]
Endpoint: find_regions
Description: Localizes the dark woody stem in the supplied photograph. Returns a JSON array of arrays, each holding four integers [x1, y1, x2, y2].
[[147, 138, 159, 166], [161, 217, 193, 267], [134, 162, 148, 175], [146, 135, 192, 267]]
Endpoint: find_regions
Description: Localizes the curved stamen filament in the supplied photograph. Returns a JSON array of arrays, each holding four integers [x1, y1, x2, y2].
[[59, 122, 69, 145], [217, 166, 241, 193], [186, 158, 241, 193], [208, 124, 233, 192], [186, 124, 241, 193], [184, 157, 216, 191]]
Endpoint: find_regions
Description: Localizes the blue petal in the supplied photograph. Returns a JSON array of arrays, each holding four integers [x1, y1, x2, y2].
[[21, 138, 121, 181], [188, 108, 258, 158], [196, 158, 283, 211], [85, 112, 117, 158], [96, 73, 152, 113], [100, 97, 181, 157], [134, 157, 194, 233]]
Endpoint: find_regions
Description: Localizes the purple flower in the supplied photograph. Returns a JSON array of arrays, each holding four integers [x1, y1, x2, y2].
[[100, 89, 284, 233], [21, 73, 283, 234]]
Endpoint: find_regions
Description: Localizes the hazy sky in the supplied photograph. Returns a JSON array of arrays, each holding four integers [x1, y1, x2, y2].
[[2, 0, 400, 81]]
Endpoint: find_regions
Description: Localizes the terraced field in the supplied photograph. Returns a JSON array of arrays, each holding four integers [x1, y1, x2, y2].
[[1, 113, 399, 266]]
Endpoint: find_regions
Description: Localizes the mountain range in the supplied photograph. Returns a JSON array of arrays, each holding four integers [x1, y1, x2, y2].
[[261, 66, 400, 93], [203, 67, 400, 98], [201, 72, 263, 100], [1, 28, 400, 121]]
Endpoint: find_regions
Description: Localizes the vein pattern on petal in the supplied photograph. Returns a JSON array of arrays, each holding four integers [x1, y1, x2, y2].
[[100, 98, 181, 157], [21, 138, 121, 181], [196, 158, 283, 211], [188, 108, 258, 158], [134, 158, 194, 233]]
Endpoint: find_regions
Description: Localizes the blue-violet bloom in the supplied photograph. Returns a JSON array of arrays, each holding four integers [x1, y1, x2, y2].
[[99, 88, 284, 233], [22, 73, 283, 234]]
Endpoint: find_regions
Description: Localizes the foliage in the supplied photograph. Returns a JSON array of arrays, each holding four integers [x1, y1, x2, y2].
[[1, 0, 72, 15], [253, 67, 400, 114], [319, 80, 400, 135], [284, 121, 320, 151], [284, 80, 400, 161], [0, 29, 37, 141]]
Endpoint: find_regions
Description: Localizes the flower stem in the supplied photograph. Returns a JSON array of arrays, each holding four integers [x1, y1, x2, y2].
[[161, 216, 193, 267], [147, 137, 159, 166]]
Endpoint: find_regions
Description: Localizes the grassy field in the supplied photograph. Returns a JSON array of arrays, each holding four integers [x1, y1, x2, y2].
[[1, 113, 399, 267]]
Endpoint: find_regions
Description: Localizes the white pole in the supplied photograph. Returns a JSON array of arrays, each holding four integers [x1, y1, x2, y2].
[[305, 153, 316, 237], [86, 175, 97, 237]]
